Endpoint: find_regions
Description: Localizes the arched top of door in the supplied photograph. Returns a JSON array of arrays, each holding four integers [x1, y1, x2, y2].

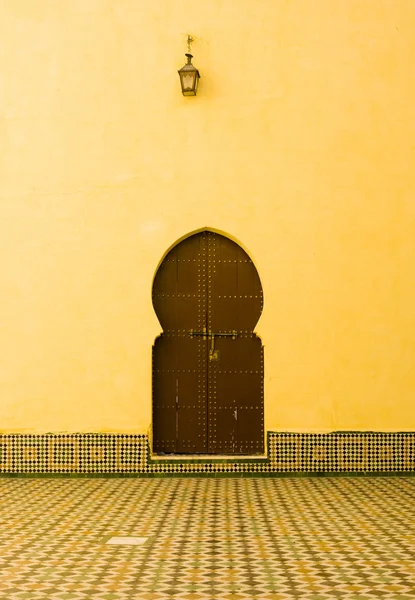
[[152, 229, 263, 332], [152, 227, 259, 277]]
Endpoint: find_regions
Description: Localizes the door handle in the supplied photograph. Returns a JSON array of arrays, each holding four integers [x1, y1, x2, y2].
[[188, 330, 238, 361], [211, 331, 238, 360], [209, 334, 218, 361]]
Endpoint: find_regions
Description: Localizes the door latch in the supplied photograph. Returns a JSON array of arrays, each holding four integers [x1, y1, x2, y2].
[[189, 328, 207, 339], [188, 330, 238, 362], [208, 331, 237, 361], [209, 333, 218, 361], [210, 349, 220, 361]]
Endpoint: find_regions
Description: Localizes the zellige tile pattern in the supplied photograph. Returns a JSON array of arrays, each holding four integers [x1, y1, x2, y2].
[[0, 478, 414, 599], [1, 432, 415, 475]]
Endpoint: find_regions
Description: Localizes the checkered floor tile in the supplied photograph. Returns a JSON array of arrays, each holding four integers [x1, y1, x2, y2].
[[0, 477, 414, 599]]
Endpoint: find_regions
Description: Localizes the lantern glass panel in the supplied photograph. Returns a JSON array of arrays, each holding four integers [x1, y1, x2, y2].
[[181, 72, 196, 93]]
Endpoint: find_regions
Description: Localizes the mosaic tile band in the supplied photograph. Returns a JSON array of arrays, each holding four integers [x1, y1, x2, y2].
[[1, 432, 415, 475]]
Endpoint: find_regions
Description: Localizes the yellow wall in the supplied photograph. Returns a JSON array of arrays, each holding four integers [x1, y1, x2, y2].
[[1, 0, 414, 434]]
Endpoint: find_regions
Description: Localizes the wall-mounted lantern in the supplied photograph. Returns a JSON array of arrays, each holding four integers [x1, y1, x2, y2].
[[178, 36, 200, 96]]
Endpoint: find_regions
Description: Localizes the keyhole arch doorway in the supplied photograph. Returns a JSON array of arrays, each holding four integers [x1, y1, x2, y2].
[[152, 229, 264, 455]]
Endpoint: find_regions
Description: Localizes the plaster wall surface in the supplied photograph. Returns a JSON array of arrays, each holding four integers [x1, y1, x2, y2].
[[1, 0, 414, 434]]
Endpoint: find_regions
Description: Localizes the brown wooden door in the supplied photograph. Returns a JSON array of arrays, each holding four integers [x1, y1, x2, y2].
[[152, 231, 263, 455]]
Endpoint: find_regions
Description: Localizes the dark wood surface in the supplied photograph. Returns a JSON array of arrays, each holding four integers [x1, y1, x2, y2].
[[152, 231, 263, 454]]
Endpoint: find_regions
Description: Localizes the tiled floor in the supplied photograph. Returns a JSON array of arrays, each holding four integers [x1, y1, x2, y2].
[[0, 478, 414, 599]]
